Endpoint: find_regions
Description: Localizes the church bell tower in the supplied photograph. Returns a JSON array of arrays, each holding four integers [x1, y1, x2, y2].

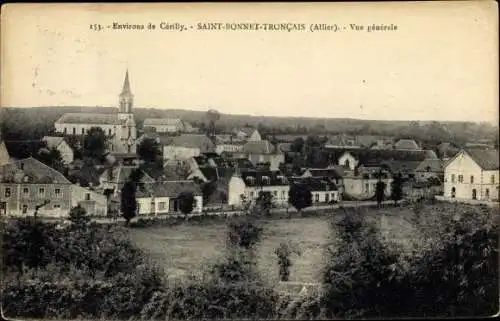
[[117, 69, 137, 153]]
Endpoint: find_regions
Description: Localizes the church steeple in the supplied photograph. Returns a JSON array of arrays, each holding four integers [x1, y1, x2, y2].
[[119, 69, 134, 113]]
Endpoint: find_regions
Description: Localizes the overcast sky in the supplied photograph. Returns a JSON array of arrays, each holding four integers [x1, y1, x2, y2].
[[1, 2, 498, 123]]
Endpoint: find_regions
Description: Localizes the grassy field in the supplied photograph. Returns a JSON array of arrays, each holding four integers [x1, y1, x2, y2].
[[129, 207, 421, 284]]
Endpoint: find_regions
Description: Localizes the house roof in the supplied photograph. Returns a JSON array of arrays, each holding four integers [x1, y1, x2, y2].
[[239, 170, 288, 187], [415, 158, 444, 172], [137, 180, 202, 198], [289, 177, 338, 192], [243, 140, 276, 154], [42, 136, 66, 149], [274, 135, 308, 143], [304, 168, 343, 179], [56, 113, 121, 125], [424, 149, 438, 159], [465, 148, 499, 170], [165, 134, 213, 149], [394, 139, 421, 150], [325, 135, 360, 148], [101, 165, 155, 185], [3, 140, 47, 159], [0, 157, 71, 184], [334, 148, 427, 165], [143, 118, 183, 127], [198, 167, 235, 182], [238, 127, 258, 136]]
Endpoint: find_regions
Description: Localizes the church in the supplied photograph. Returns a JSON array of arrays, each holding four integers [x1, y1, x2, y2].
[[54, 70, 137, 153]]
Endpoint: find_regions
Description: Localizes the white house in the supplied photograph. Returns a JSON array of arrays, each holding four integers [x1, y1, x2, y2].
[[444, 149, 499, 201], [135, 180, 203, 215], [42, 136, 74, 164], [227, 170, 289, 207], [71, 185, 108, 217], [162, 134, 215, 162], [234, 128, 261, 142], [143, 118, 185, 133]]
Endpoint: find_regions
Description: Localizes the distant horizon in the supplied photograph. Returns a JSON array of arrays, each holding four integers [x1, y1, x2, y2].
[[2, 105, 498, 126]]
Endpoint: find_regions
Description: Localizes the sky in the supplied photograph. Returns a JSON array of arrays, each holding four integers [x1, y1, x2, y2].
[[1, 2, 498, 123]]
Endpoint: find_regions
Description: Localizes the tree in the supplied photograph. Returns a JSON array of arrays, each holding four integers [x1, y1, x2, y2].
[[375, 179, 386, 207], [201, 181, 217, 205], [206, 109, 220, 141], [275, 242, 302, 282], [256, 191, 273, 216], [137, 138, 161, 163], [36, 146, 66, 173], [178, 191, 195, 219], [390, 173, 404, 205], [288, 183, 313, 216], [68, 205, 91, 227], [291, 137, 305, 153], [120, 180, 137, 226], [83, 127, 107, 161]]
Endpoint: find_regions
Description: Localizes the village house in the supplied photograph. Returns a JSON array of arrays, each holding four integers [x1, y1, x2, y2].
[[290, 177, 340, 204], [42, 136, 74, 164], [0, 157, 72, 217], [54, 70, 137, 153], [234, 127, 262, 142], [443, 148, 499, 202], [71, 184, 108, 217], [143, 118, 185, 133], [415, 158, 444, 182], [99, 165, 155, 194], [228, 170, 289, 207], [243, 140, 284, 171], [135, 180, 203, 215], [342, 165, 393, 199], [162, 134, 215, 162]]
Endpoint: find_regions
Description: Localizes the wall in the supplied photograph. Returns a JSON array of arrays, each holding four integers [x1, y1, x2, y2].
[[1, 183, 72, 217], [338, 153, 358, 170], [444, 152, 485, 200], [228, 176, 246, 206], [215, 144, 244, 154], [244, 185, 290, 206], [343, 177, 392, 198], [55, 123, 117, 137], [71, 185, 108, 217], [311, 190, 340, 203], [147, 124, 182, 133]]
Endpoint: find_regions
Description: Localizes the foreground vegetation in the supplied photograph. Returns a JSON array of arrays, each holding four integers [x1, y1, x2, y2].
[[1, 201, 498, 319]]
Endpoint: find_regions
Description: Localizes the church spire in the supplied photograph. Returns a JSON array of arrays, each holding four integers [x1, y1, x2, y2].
[[121, 69, 132, 96]]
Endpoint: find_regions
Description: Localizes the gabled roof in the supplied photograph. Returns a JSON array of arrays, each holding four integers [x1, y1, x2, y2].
[[42, 136, 66, 149], [143, 118, 183, 127], [164, 134, 214, 149], [243, 140, 276, 154], [137, 180, 202, 198], [240, 170, 288, 187], [289, 177, 338, 192], [415, 158, 443, 172], [0, 157, 71, 184], [56, 113, 121, 125], [101, 165, 155, 185], [465, 148, 499, 170], [199, 167, 235, 182], [394, 139, 421, 151]]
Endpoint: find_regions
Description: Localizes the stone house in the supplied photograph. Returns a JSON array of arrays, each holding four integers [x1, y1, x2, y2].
[[228, 170, 289, 207]]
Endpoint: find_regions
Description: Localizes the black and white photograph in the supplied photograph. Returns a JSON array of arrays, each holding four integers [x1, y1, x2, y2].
[[0, 2, 498, 320]]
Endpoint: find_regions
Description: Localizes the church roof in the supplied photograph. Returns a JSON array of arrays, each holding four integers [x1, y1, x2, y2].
[[56, 113, 121, 125]]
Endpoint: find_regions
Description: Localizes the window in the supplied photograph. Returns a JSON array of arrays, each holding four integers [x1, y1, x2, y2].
[[53, 204, 60, 209], [250, 191, 254, 198], [63, 127, 67, 134], [159, 202, 166, 210], [470, 175, 474, 184], [22, 205, 28, 214], [491, 175, 495, 184], [273, 190, 278, 197], [4, 188, 11, 197], [108, 129, 112, 136], [23, 187, 29, 196], [72, 127, 76, 135], [315, 194, 319, 202], [486, 189, 490, 199], [81, 128, 85, 135], [281, 190, 286, 200], [472, 189, 477, 200], [458, 175, 464, 183], [55, 188, 61, 197], [325, 193, 330, 203], [38, 188, 45, 196], [331, 193, 335, 199], [85, 193, 91, 201], [364, 183, 369, 193], [451, 174, 456, 183]]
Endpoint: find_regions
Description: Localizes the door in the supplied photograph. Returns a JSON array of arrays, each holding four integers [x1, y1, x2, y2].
[[451, 187, 456, 198]]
